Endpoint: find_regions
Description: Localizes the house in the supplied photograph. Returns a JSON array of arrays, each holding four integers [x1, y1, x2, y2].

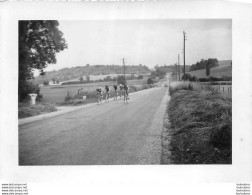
[[49, 80, 61, 86]]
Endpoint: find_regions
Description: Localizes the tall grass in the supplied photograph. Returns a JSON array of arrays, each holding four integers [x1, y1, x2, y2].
[[169, 81, 201, 96], [163, 81, 232, 164], [18, 102, 57, 119]]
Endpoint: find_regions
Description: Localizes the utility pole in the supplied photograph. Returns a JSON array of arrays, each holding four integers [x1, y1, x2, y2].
[[178, 54, 180, 81], [183, 31, 187, 80], [122, 58, 126, 84], [175, 63, 177, 81]]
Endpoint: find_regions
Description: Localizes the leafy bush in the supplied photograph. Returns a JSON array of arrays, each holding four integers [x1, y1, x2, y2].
[[147, 78, 154, 84], [198, 76, 232, 83], [189, 75, 197, 82], [198, 78, 210, 82], [43, 81, 49, 85], [181, 73, 192, 81], [117, 75, 126, 85], [64, 91, 73, 102], [19, 81, 43, 102], [209, 76, 221, 82], [222, 76, 232, 81]]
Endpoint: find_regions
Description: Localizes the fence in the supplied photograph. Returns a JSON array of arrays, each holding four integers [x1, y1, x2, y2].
[[199, 83, 232, 97]]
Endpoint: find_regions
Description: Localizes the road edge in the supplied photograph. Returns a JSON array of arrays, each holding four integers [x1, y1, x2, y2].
[[160, 90, 173, 164]]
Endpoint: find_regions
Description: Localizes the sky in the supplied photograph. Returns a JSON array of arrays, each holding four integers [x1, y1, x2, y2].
[[41, 19, 232, 73]]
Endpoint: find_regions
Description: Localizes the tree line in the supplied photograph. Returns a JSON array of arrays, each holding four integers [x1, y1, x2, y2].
[[190, 58, 219, 71]]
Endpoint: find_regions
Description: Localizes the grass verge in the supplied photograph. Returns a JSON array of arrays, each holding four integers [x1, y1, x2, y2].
[[162, 83, 232, 164], [19, 102, 57, 119]]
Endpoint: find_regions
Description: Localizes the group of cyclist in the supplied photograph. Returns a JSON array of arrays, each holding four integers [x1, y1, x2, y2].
[[96, 84, 129, 104]]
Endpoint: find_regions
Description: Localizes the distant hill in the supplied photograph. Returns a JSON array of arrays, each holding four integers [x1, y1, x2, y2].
[[33, 65, 151, 85]]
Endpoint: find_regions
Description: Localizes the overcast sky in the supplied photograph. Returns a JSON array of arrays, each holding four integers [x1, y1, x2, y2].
[[43, 19, 231, 72]]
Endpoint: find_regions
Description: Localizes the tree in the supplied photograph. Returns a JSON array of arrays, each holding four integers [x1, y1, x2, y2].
[[52, 78, 56, 84], [19, 20, 67, 101], [86, 75, 90, 82], [43, 81, 49, 85], [206, 63, 210, 77], [207, 58, 219, 68], [79, 76, 84, 83], [182, 73, 192, 81], [117, 75, 126, 85], [147, 78, 154, 84], [138, 75, 143, 80], [151, 68, 166, 80]]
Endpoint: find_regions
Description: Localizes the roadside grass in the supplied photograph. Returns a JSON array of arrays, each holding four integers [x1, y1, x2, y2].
[[18, 102, 57, 119], [162, 83, 232, 164], [169, 81, 201, 96]]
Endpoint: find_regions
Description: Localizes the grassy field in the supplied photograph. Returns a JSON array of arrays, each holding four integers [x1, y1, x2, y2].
[[162, 81, 232, 164], [40, 80, 147, 104], [187, 64, 232, 78]]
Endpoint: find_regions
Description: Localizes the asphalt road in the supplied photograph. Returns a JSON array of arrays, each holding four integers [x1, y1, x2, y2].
[[19, 87, 168, 165]]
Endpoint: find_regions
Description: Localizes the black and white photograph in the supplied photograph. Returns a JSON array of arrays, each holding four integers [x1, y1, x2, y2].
[[1, 1, 252, 194], [18, 19, 232, 165]]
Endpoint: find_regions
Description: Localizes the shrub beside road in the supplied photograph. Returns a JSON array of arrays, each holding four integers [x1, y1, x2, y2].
[[162, 81, 232, 164]]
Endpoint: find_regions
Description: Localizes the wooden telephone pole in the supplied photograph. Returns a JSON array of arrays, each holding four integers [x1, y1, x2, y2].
[[122, 58, 126, 84], [183, 31, 187, 80], [175, 63, 178, 81], [178, 54, 180, 81]]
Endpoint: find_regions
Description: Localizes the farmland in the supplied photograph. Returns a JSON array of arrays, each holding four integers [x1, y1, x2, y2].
[[40, 79, 147, 104]]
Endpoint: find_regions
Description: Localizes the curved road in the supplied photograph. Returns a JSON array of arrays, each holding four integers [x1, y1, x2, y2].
[[19, 87, 168, 165]]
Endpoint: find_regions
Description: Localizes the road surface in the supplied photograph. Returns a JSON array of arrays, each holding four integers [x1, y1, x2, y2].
[[19, 87, 168, 165]]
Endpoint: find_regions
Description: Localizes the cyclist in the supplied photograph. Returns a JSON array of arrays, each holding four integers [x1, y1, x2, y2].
[[105, 85, 110, 102], [123, 84, 129, 103], [119, 84, 123, 99], [113, 84, 118, 101], [96, 87, 102, 104]]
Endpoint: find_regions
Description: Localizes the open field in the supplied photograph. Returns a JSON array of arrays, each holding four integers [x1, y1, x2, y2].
[[187, 64, 232, 78], [40, 79, 147, 104]]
